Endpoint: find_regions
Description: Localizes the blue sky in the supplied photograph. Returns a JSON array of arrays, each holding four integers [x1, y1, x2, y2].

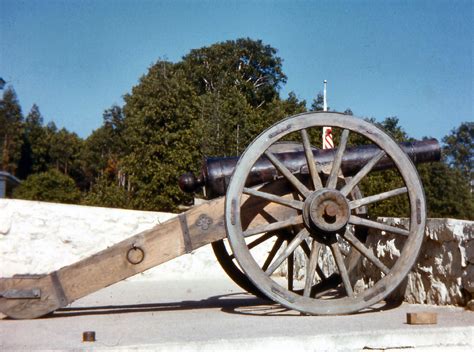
[[1, 0, 472, 140]]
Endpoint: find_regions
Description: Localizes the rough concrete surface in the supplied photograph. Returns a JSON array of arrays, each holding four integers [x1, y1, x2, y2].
[[1, 279, 473, 351]]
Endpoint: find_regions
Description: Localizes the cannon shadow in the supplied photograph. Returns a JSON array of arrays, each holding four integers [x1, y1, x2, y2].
[[11, 291, 402, 319]]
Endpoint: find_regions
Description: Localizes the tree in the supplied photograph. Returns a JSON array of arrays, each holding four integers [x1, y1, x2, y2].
[[443, 122, 473, 180], [310, 92, 325, 111], [255, 92, 308, 143], [415, 121, 474, 220], [82, 105, 127, 188], [48, 127, 83, 177], [13, 169, 81, 204], [0, 87, 23, 174], [180, 38, 287, 108], [198, 87, 259, 157], [357, 117, 411, 218], [17, 104, 49, 178], [343, 108, 353, 116], [119, 45, 298, 211], [418, 162, 473, 220], [122, 62, 202, 211], [357, 118, 473, 220], [82, 173, 130, 208]]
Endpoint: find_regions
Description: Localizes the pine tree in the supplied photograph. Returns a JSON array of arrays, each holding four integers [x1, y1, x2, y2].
[[0, 87, 23, 174], [17, 104, 49, 178]]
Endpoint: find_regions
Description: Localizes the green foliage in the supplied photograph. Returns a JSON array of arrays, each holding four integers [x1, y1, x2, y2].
[[360, 170, 410, 219], [258, 92, 309, 144], [13, 169, 81, 204], [418, 122, 473, 220], [357, 117, 411, 218], [0, 87, 23, 174], [261, 92, 307, 125], [82, 105, 127, 188], [2, 39, 472, 221], [180, 38, 287, 108], [442, 122, 473, 180], [17, 104, 49, 178], [310, 92, 326, 111], [81, 174, 130, 209], [15, 106, 85, 192], [354, 117, 473, 220], [122, 63, 202, 211], [118, 39, 304, 211], [418, 162, 473, 220], [48, 127, 83, 176], [309, 93, 356, 113], [198, 87, 258, 156]]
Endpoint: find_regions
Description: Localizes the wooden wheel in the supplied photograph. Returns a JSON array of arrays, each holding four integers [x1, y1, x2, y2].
[[212, 151, 368, 299], [224, 112, 426, 315]]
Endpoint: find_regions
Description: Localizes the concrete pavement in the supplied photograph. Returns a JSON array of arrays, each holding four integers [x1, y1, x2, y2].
[[1, 278, 473, 351]]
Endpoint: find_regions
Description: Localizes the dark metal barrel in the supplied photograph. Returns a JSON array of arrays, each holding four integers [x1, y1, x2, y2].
[[179, 139, 440, 199]]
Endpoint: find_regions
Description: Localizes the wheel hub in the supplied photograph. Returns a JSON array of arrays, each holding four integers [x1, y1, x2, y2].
[[303, 189, 350, 235]]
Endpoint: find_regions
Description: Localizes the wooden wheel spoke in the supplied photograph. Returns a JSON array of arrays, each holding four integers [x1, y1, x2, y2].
[[343, 229, 390, 275], [259, 209, 279, 224], [300, 239, 326, 280], [262, 236, 285, 271], [300, 239, 311, 257], [243, 187, 304, 210], [265, 229, 309, 275], [326, 129, 349, 189], [340, 150, 386, 197], [300, 129, 323, 190], [229, 232, 276, 260], [243, 215, 303, 237], [304, 240, 321, 297], [246, 231, 277, 251], [287, 244, 294, 291], [349, 187, 408, 209], [264, 151, 311, 198], [349, 215, 410, 237], [330, 241, 354, 297]]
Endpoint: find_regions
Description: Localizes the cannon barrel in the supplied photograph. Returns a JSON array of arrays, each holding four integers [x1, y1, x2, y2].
[[179, 138, 440, 198]]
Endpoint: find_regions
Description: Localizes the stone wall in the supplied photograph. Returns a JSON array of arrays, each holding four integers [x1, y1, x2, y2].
[[0, 199, 230, 281], [361, 218, 473, 308], [286, 218, 473, 308], [1, 199, 472, 308]]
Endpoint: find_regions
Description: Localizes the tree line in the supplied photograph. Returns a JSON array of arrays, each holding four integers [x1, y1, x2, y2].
[[1, 38, 472, 219]]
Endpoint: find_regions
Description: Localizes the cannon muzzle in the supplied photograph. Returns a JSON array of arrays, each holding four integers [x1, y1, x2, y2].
[[179, 138, 440, 198]]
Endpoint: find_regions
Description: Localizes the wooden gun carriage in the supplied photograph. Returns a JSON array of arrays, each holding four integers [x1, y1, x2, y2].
[[0, 112, 440, 319]]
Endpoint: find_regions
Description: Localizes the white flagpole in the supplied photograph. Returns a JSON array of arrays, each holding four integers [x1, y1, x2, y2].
[[322, 80, 333, 149], [323, 79, 327, 112]]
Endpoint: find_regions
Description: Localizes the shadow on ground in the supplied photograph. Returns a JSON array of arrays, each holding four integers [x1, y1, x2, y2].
[[38, 291, 402, 319]]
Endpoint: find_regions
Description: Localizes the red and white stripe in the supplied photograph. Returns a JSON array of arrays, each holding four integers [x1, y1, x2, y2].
[[323, 126, 334, 149], [322, 80, 333, 149]]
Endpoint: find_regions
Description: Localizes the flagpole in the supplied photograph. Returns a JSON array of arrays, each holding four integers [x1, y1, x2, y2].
[[323, 79, 327, 112]]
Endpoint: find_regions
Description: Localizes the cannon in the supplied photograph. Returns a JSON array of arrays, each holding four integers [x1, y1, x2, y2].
[[179, 139, 439, 198], [0, 112, 440, 319]]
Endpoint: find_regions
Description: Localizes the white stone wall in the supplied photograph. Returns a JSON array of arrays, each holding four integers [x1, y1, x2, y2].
[[2, 199, 472, 307], [0, 199, 229, 281], [361, 218, 474, 308]]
